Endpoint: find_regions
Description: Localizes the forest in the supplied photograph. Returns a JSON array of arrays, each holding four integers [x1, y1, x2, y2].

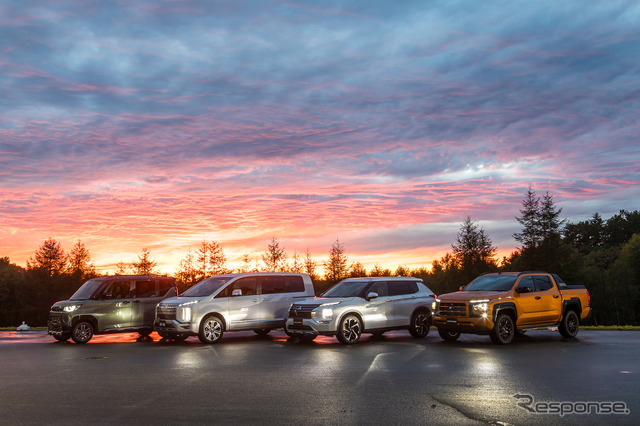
[[1, 188, 639, 327]]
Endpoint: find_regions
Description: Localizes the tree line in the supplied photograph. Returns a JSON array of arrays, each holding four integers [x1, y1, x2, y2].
[[1, 187, 639, 326]]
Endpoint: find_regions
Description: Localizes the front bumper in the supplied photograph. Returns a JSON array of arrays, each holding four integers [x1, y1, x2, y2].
[[285, 317, 336, 337], [432, 314, 494, 335], [47, 312, 72, 336], [153, 319, 196, 336]]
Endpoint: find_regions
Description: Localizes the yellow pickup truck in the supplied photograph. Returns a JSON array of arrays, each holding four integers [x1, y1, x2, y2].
[[432, 271, 591, 344]]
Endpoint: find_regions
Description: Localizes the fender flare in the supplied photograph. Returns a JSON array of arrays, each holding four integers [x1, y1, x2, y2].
[[492, 302, 517, 323]]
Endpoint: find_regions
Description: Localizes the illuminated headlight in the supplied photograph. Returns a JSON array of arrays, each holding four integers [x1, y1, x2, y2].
[[470, 300, 489, 314], [178, 307, 191, 322], [311, 308, 335, 320], [63, 304, 82, 312], [177, 300, 199, 323], [432, 301, 437, 311]]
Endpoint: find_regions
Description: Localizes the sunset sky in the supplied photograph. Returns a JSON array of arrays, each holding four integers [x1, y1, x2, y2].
[[1, 1, 639, 275]]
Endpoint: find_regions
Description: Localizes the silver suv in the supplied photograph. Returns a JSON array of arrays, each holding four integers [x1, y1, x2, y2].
[[285, 277, 436, 344], [155, 273, 315, 343], [47, 275, 177, 344]]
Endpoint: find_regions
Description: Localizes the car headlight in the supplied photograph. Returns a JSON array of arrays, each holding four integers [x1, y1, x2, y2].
[[63, 304, 82, 312], [177, 300, 199, 322], [470, 300, 489, 315], [311, 302, 340, 320]]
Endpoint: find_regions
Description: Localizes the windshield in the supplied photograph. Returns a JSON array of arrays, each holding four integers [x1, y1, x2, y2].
[[322, 280, 371, 298], [182, 277, 232, 297], [70, 279, 105, 300], [463, 275, 517, 292]]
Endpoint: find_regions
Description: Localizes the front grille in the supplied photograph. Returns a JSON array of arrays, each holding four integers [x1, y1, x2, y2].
[[157, 304, 177, 320], [289, 304, 320, 319], [438, 302, 467, 317], [48, 312, 62, 331]]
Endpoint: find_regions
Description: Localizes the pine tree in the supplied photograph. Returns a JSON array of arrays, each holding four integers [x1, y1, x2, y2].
[[513, 186, 541, 250], [27, 238, 67, 276], [262, 238, 287, 272], [324, 238, 348, 284], [132, 248, 157, 275]]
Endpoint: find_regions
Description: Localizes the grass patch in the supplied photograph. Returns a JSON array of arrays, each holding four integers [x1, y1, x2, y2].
[[0, 327, 47, 331], [582, 325, 640, 331]]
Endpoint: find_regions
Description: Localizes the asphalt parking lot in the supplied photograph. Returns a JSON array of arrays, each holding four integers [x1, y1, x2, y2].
[[1, 329, 638, 425]]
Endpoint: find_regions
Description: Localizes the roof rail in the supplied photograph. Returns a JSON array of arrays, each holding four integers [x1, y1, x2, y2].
[[517, 270, 548, 276]]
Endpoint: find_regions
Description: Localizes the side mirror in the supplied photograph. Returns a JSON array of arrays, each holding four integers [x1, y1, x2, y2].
[[232, 289, 243, 296], [366, 292, 379, 301], [516, 286, 531, 294]]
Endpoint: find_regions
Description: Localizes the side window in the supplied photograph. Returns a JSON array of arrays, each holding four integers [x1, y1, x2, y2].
[[368, 281, 388, 297], [219, 277, 257, 297], [134, 280, 156, 298], [285, 276, 305, 293], [158, 279, 174, 296], [388, 281, 411, 296], [260, 276, 287, 294], [103, 281, 131, 299], [516, 276, 536, 293], [405, 281, 419, 294], [534, 276, 553, 291]]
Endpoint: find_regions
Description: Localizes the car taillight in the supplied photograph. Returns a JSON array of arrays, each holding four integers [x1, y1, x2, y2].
[[587, 291, 591, 307]]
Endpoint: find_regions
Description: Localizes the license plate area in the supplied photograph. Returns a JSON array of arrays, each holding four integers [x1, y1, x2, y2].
[[294, 318, 302, 325], [446, 319, 458, 325], [159, 321, 166, 327]]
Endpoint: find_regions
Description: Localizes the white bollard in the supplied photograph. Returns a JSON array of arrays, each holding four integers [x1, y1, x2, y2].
[[16, 321, 31, 331]]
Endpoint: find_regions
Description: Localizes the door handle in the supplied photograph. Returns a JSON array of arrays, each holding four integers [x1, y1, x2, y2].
[[553, 295, 560, 299], [132, 300, 140, 303], [121, 301, 130, 305], [535, 296, 541, 300]]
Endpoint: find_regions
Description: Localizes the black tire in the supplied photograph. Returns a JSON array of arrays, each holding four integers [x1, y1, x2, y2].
[[52, 334, 69, 342], [284, 324, 295, 337], [559, 310, 580, 338], [437, 328, 461, 341], [199, 315, 224, 344], [253, 329, 271, 336], [71, 321, 94, 344], [337, 314, 362, 345], [138, 329, 152, 337], [409, 310, 431, 338], [490, 313, 515, 345]]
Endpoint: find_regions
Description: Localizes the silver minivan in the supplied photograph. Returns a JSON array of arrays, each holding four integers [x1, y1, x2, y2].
[[154, 273, 315, 343]]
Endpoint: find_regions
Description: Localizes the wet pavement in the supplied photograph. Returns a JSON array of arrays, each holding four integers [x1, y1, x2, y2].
[[1, 329, 638, 425]]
